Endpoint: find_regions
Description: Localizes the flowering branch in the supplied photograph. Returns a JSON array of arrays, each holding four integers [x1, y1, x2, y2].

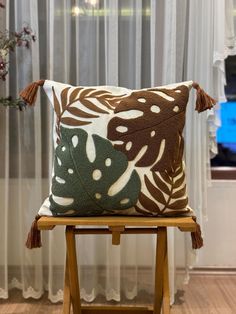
[[0, 96, 27, 110], [0, 25, 36, 110], [0, 26, 36, 81]]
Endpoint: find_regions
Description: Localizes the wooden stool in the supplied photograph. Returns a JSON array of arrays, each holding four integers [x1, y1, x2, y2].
[[37, 216, 196, 314]]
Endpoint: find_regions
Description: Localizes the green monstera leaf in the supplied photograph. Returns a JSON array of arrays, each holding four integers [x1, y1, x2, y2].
[[49, 127, 141, 216]]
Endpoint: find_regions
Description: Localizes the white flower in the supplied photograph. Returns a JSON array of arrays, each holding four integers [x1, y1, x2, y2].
[[0, 49, 8, 59]]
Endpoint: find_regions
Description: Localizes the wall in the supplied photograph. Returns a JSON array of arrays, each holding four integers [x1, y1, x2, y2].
[[175, 180, 236, 268], [195, 180, 236, 268]]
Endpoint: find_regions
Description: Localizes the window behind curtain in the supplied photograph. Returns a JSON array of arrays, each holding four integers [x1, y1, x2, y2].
[[211, 55, 236, 179]]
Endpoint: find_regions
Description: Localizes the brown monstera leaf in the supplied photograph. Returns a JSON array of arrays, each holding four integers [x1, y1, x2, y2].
[[107, 85, 190, 171]]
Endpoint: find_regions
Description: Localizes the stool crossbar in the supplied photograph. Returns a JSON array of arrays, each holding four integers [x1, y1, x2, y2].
[[37, 216, 196, 314]]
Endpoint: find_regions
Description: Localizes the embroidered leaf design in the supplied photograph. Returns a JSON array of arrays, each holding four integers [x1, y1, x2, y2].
[[135, 165, 188, 216], [144, 175, 166, 205], [167, 198, 188, 210], [67, 106, 99, 118], [87, 89, 113, 98], [49, 127, 141, 216], [135, 136, 189, 216], [172, 186, 186, 199], [69, 87, 83, 103], [60, 117, 91, 126], [174, 172, 185, 188], [61, 87, 70, 110], [52, 87, 61, 117], [134, 205, 153, 216], [79, 88, 95, 98], [107, 85, 189, 171], [79, 98, 108, 114], [158, 171, 172, 185], [138, 192, 161, 214], [152, 172, 170, 195], [97, 98, 115, 110], [51, 85, 125, 142]]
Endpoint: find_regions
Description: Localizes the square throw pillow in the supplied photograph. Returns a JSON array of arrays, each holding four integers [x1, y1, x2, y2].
[[20, 80, 215, 220], [20, 79, 215, 249]]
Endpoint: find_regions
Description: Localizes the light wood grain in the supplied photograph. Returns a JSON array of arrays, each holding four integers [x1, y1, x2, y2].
[[162, 252, 170, 314], [109, 226, 125, 245], [63, 252, 71, 314], [1, 275, 236, 313], [81, 305, 153, 313], [37, 216, 196, 313], [66, 226, 81, 314], [37, 216, 196, 231], [173, 274, 236, 314], [63, 224, 170, 313], [154, 227, 167, 314]]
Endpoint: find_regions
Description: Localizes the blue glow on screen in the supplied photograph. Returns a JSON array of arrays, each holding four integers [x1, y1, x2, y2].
[[217, 102, 236, 151]]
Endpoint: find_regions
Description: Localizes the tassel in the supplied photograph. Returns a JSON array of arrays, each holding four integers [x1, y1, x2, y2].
[[192, 82, 216, 113], [20, 79, 45, 106], [191, 216, 204, 249], [25, 215, 42, 249]]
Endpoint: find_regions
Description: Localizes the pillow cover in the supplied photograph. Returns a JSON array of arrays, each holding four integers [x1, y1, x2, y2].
[[20, 79, 215, 221]]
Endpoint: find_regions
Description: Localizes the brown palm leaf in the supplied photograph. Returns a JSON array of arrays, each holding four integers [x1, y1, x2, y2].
[[135, 163, 188, 216]]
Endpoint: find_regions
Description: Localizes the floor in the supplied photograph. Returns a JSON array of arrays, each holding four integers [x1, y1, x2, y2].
[[0, 275, 236, 314]]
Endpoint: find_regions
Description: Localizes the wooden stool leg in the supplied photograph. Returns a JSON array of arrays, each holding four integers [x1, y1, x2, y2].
[[66, 226, 81, 314], [162, 249, 170, 314], [63, 251, 71, 314], [154, 227, 167, 314]]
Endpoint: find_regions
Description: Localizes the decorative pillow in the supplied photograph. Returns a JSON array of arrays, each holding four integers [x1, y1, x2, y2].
[[20, 79, 215, 220]]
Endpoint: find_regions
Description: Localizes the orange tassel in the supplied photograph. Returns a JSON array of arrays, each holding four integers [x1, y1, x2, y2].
[[20, 79, 45, 106], [191, 216, 204, 249], [192, 82, 216, 113], [25, 215, 42, 249]]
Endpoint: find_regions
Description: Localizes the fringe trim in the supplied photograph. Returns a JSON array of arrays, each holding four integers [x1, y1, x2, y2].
[[191, 216, 204, 249], [25, 215, 42, 249], [19, 79, 45, 106], [192, 82, 216, 113]]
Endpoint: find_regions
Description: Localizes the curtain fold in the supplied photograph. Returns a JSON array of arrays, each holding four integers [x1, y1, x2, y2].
[[0, 0, 9, 299], [0, 0, 230, 304]]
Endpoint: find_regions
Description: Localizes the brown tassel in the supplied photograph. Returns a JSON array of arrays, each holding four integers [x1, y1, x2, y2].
[[192, 82, 216, 113], [191, 216, 204, 249], [25, 215, 42, 249], [20, 79, 45, 106]]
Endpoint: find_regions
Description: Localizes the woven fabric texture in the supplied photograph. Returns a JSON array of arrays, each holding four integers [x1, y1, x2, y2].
[[40, 80, 194, 217]]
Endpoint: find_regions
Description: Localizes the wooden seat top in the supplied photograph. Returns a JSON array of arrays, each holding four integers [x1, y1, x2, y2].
[[37, 216, 196, 232]]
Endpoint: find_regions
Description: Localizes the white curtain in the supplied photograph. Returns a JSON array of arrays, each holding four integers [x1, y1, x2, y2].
[[0, 0, 232, 304]]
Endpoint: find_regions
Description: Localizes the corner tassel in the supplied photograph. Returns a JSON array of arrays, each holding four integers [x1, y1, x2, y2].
[[192, 82, 216, 113], [191, 217, 204, 249], [25, 215, 42, 249], [20, 79, 45, 106]]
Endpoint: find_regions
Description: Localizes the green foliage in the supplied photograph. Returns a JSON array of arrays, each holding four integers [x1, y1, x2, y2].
[[49, 127, 141, 216], [0, 97, 27, 110], [0, 27, 36, 81]]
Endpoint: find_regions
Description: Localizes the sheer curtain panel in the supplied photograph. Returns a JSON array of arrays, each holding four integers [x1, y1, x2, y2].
[[0, 0, 230, 304]]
